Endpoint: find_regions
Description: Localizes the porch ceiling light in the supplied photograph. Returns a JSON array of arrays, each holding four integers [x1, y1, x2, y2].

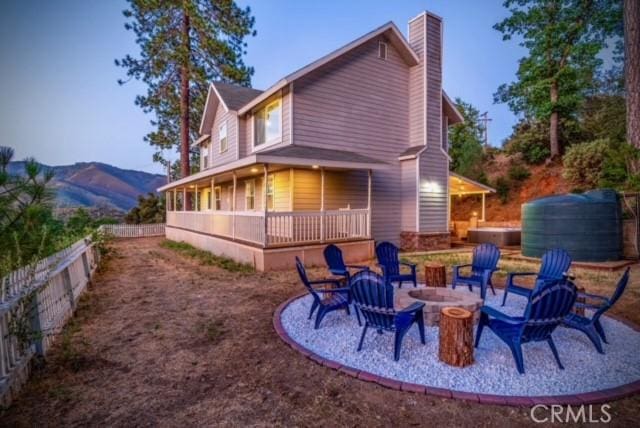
[[250, 167, 259, 173], [312, 165, 319, 169]]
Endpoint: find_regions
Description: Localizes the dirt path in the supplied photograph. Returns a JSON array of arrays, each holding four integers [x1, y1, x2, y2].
[[3, 238, 639, 427]]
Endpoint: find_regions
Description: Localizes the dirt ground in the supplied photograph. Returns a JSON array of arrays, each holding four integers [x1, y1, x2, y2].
[[2, 237, 639, 427]]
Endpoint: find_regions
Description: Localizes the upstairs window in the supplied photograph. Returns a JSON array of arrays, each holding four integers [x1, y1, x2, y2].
[[245, 180, 255, 210], [378, 41, 388, 60], [202, 143, 209, 169], [219, 122, 228, 153], [254, 98, 281, 148]]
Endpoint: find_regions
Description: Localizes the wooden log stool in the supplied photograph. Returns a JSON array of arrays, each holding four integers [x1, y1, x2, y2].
[[424, 262, 446, 288], [439, 307, 474, 367]]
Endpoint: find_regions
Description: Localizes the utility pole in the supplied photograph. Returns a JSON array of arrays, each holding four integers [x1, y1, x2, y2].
[[480, 111, 492, 149]]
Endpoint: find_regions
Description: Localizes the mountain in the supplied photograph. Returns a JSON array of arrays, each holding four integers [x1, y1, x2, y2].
[[8, 161, 166, 212]]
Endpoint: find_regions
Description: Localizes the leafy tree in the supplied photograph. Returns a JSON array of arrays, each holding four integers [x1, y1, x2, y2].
[[125, 193, 166, 224], [562, 138, 610, 188], [494, 0, 622, 158], [116, 0, 256, 178], [448, 98, 486, 182]]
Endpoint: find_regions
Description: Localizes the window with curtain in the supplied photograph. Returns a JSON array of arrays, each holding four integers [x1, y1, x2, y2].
[[245, 180, 255, 210], [214, 187, 221, 210], [219, 122, 228, 153], [266, 175, 275, 210]]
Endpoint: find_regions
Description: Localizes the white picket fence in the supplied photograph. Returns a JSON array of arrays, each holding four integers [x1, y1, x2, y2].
[[99, 223, 165, 238], [0, 223, 166, 406], [0, 236, 99, 406]]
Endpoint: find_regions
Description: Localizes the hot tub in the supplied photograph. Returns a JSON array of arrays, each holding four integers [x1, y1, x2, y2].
[[467, 227, 521, 247]]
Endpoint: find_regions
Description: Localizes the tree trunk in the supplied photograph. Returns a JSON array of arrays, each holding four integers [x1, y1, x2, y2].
[[549, 80, 560, 158], [625, 0, 640, 153], [180, 10, 191, 180]]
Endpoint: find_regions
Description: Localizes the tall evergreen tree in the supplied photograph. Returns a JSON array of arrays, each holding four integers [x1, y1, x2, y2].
[[116, 0, 256, 178], [494, 0, 621, 158]]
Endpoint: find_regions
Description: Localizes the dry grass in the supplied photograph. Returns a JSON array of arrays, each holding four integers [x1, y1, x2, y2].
[[2, 237, 639, 427]]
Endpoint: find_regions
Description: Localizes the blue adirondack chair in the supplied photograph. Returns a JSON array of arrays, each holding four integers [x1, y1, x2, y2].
[[563, 267, 630, 354], [475, 278, 577, 374], [295, 257, 360, 329], [323, 244, 369, 284], [375, 241, 417, 288], [502, 248, 572, 306], [452, 243, 500, 299], [350, 270, 425, 361]]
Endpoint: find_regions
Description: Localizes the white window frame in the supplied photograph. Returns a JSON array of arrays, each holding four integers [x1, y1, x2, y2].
[[378, 41, 388, 60], [245, 179, 256, 210], [266, 175, 275, 211], [226, 185, 234, 210], [219, 122, 228, 153], [213, 186, 222, 211], [251, 97, 282, 152]]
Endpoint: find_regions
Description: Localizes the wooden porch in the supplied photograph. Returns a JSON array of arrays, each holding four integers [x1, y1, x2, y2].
[[163, 164, 373, 249]]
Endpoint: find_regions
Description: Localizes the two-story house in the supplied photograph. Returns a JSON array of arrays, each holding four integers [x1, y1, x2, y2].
[[158, 11, 492, 270]]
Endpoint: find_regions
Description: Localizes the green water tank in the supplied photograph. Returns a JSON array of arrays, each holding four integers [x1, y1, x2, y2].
[[522, 189, 622, 262]]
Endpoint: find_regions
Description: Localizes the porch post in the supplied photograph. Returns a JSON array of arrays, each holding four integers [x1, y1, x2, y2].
[[367, 169, 372, 237], [289, 168, 294, 211], [320, 168, 325, 242], [263, 164, 269, 247], [232, 172, 237, 239], [183, 187, 187, 211], [173, 189, 177, 212], [481, 192, 486, 222]]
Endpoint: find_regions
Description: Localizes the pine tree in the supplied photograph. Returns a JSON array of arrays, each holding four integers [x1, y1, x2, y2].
[[116, 0, 256, 179], [494, 0, 621, 158]]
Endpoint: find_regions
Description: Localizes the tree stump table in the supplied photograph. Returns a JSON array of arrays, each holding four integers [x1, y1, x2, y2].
[[424, 262, 446, 288], [439, 307, 474, 367]]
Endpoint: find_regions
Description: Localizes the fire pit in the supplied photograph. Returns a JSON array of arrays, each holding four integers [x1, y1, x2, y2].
[[395, 288, 483, 326]]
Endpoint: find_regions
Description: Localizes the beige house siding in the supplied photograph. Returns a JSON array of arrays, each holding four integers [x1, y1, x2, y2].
[[400, 159, 417, 231], [408, 16, 425, 149], [292, 37, 411, 243], [210, 104, 238, 168]]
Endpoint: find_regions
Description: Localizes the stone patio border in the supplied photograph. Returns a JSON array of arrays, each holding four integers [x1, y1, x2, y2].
[[273, 293, 640, 407]]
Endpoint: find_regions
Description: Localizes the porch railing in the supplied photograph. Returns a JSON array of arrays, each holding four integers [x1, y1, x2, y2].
[[166, 209, 370, 247]]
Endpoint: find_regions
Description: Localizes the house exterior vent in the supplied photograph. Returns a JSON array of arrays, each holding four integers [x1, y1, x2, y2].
[[378, 41, 388, 60]]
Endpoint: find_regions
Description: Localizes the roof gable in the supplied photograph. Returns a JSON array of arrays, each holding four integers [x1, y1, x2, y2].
[[238, 22, 419, 114], [198, 82, 264, 134]]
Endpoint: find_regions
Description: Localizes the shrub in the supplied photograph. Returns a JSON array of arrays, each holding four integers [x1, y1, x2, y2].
[[507, 163, 531, 182], [562, 139, 610, 189], [494, 176, 510, 204]]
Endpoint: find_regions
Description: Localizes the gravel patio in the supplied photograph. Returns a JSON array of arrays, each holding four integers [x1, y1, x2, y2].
[[2, 237, 640, 426]]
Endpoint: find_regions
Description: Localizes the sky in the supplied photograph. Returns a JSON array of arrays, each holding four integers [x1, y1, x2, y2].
[[0, 0, 525, 175]]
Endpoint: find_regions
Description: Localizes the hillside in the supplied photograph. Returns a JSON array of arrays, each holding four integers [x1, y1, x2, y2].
[[8, 161, 166, 212], [451, 155, 572, 222]]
